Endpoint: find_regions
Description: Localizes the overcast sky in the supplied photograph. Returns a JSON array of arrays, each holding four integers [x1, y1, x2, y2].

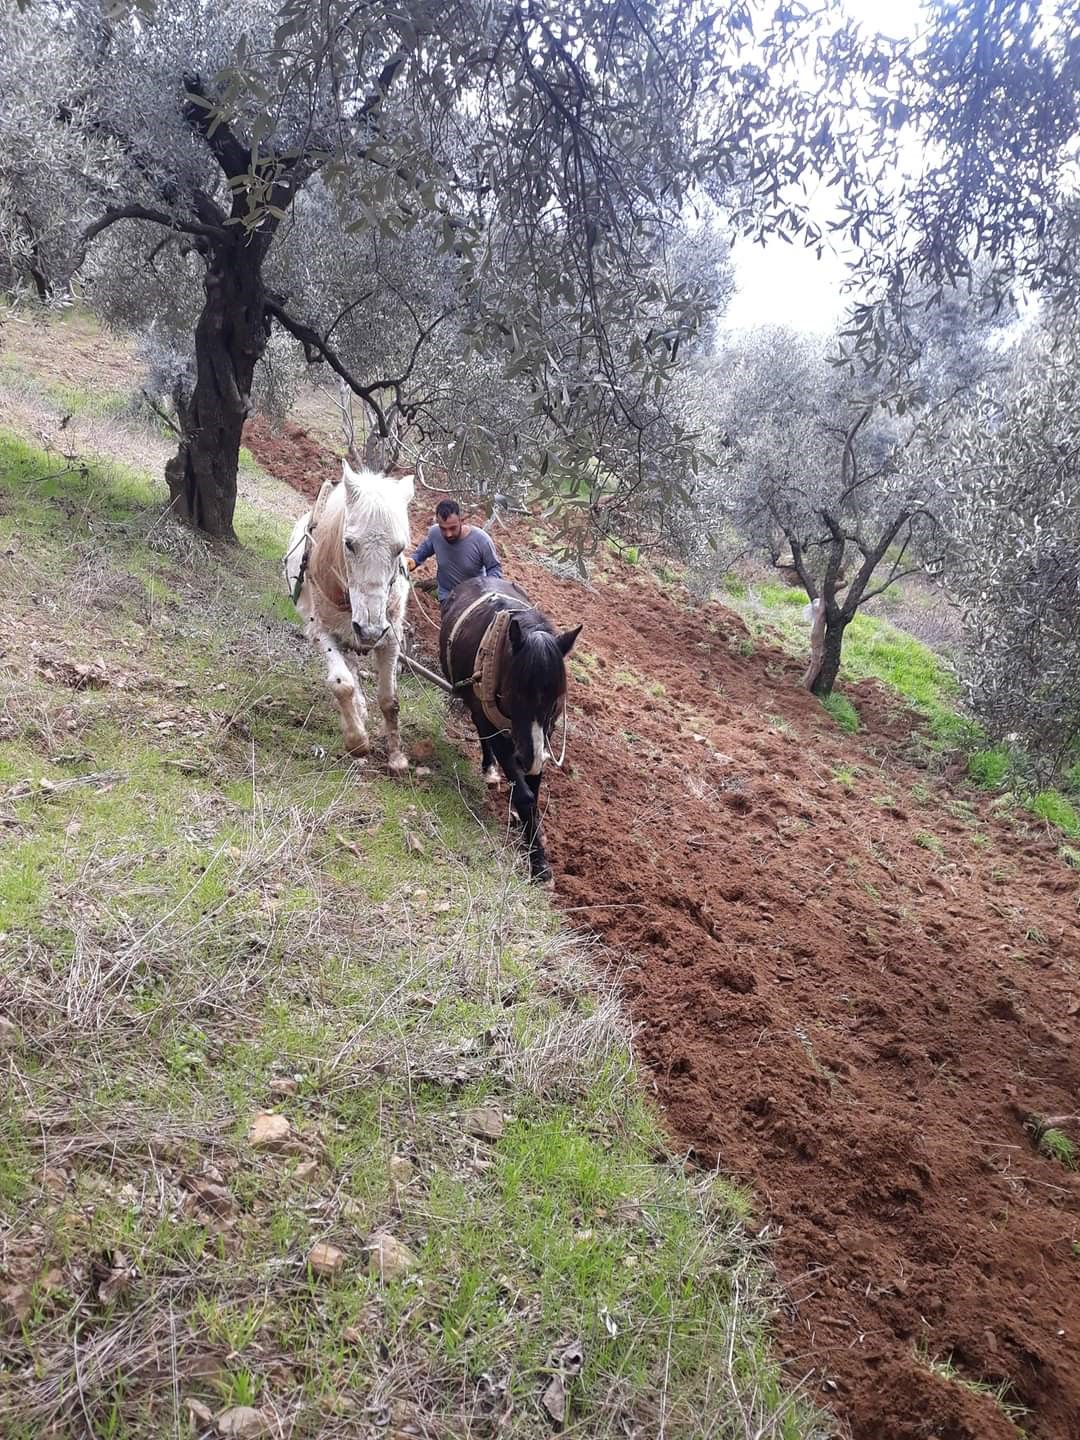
[[722, 0, 925, 335]]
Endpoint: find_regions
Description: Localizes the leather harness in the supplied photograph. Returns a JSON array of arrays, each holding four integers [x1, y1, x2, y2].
[[443, 590, 530, 734]]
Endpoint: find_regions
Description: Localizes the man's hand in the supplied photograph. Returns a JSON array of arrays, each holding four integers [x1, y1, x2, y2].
[[406, 557, 417, 573]]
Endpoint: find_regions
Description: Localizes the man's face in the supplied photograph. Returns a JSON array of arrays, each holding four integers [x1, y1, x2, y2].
[[437, 511, 463, 543]]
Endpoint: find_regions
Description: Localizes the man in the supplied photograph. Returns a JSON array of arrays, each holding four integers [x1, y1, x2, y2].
[[407, 498, 503, 604]]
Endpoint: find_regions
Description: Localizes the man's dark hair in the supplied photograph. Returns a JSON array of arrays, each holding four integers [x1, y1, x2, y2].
[[435, 499, 461, 521]]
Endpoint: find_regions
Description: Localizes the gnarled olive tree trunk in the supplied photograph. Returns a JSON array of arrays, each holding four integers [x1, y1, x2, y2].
[[165, 239, 271, 540]]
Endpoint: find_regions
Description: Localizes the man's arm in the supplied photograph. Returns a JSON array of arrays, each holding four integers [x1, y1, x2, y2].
[[480, 531, 503, 579], [408, 531, 435, 572]]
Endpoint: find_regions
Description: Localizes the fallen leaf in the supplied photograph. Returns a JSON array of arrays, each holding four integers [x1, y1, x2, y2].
[[367, 1231, 418, 1282], [184, 1398, 214, 1428], [342, 1325, 365, 1345], [268, 1077, 298, 1097], [93, 1251, 134, 1305], [38, 1268, 65, 1298], [181, 1174, 235, 1218], [293, 1159, 320, 1182], [333, 831, 363, 859], [216, 1406, 267, 1438], [388, 1154, 415, 1187], [434, 900, 452, 914], [0, 1015, 20, 1049], [463, 1105, 505, 1141], [541, 1374, 566, 1426], [404, 830, 425, 855], [247, 1112, 291, 1151], [1, 1283, 31, 1324], [414, 766, 433, 778], [556, 1340, 584, 1377]]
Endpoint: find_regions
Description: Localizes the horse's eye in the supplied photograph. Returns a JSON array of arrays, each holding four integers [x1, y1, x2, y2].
[[345, 539, 356, 555]]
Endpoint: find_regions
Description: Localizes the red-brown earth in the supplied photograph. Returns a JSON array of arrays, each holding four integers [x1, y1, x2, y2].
[[252, 422, 1080, 1440]]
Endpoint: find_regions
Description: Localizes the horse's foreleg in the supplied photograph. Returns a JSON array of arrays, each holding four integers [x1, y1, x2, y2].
[[374, 638, 408, 774], [316, 624, 369, 757], [489, 732, 551, 881], [477, 729, 500, 788]]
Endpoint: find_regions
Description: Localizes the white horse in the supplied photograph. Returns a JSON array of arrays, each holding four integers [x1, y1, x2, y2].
[[285, 461, 413, 772]]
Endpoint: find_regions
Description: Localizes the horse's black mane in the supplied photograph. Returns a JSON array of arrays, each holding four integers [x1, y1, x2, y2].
[[511, 610, 566, 703]]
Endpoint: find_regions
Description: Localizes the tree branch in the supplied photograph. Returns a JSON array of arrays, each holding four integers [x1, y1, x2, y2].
[[265, 298, 390, 435], [72, 205, 228, 274], [182, 72, 250, 178]]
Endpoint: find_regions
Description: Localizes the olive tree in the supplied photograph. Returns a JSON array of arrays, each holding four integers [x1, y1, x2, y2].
[[941, 331, 1080, 782], [0, 0, 800, 541], [705, 290, 1008, 695]]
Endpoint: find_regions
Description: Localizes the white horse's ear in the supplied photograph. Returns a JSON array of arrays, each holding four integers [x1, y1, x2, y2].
[[396, 471, 415, 505], [342, 459, 362, 495]]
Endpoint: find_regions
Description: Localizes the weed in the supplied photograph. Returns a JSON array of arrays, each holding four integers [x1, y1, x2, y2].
[[968, 747, 1011, 789], [1031, 790, 1080, 838], [820, 693, 860, 734], [832, 766, 858, 790], [915, 832, 945, 857], [915, 1345, 1028, 1429], [1038, 1128, 1078, 1170]]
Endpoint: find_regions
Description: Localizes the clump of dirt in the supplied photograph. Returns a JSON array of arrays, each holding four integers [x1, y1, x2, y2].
[[259, 420, 1080, 1440]]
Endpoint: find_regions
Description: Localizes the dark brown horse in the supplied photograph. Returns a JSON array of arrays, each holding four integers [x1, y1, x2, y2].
[[440, 577, 581, 880]]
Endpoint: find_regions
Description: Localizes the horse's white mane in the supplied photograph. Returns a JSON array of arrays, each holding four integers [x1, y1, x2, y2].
[[342, 461, 413, 547]]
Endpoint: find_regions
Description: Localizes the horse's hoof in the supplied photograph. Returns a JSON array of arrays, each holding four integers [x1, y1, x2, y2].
[[387, 752, 409, 775], [531, 863, 554, 884], [483, 766, 500, 788]]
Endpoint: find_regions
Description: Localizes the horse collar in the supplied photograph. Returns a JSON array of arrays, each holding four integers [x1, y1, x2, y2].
[[445, 593, 529, 733]]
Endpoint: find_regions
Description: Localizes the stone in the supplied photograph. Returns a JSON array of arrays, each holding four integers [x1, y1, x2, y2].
[[216, 1406, 267, 1438], [463, 1105, 505, 1141], [367, 1231, 418, 1282], [307, 1242, 345, 1278], [247, 1112, 291, 1151]]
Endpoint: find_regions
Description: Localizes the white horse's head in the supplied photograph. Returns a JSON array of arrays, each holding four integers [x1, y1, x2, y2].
[[340, 460, 414, 651]]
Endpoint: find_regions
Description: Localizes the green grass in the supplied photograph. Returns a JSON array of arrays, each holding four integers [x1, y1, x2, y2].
[[1037, 1128, 1077, 1169], [0, 431, 825, 1440], [968, 747, 1011, 789], [820, 692, 860, 733], [1031, 790, 1080, 838]]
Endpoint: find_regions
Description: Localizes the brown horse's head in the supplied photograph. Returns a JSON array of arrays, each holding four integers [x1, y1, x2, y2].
[[502, 611, 582, 778]]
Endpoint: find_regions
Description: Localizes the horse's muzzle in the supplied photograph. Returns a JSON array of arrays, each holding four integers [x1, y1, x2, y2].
[[353, 620, 386, 653]]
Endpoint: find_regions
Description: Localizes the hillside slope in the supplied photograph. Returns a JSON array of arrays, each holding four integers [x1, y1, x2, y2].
[[0, 427, 825, 1440], [247, 420, 1080, 1440]]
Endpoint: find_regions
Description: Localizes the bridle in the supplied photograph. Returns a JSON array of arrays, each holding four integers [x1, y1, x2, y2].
[[346, 552, 408, 653]]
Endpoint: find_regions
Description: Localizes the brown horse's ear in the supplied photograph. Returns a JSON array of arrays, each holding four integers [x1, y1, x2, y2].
[[509, 616, 526, 653], [557, 624, 582, 657]]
